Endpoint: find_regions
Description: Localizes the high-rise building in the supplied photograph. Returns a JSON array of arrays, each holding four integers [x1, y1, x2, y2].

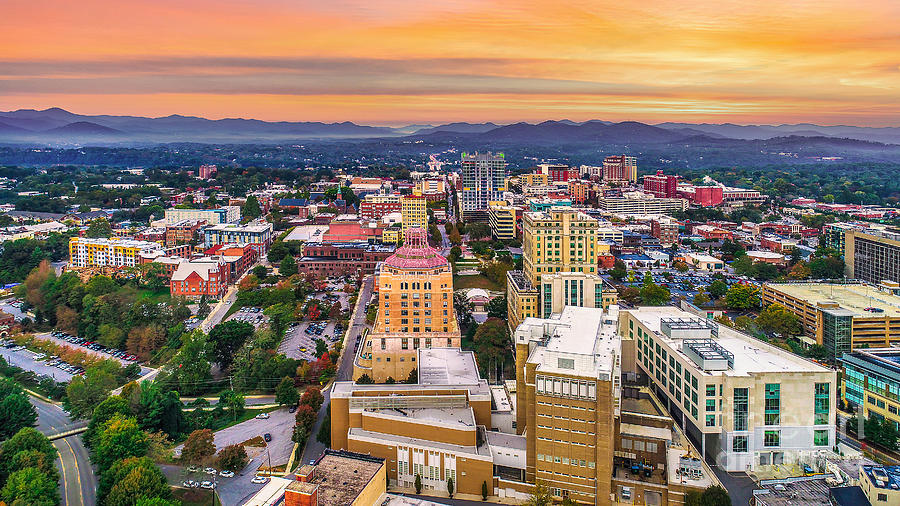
[[360, 193, 402, 220], [597, 193, 688, 216], [354, 228, 459, 382], [514, 306, 620, 503], [642, 170, 679, 198], [461, 152, 507, 221], [488, 201, 518, 240], [197, 164, 217, 179], [538, 164, 578, 182], [841, 348, 900, 434], [400, 193, 428, 235], [602, 155, 638, 183], [506, 208, 616, 334], [164, 206, 240, 225], [845, 228, 900, 284], [538, 271, 618, 318], [621, 306, 836, 472]]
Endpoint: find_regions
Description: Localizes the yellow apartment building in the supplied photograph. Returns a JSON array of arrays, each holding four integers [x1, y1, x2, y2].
[[68, 237, 163, 269], [401, 193, 428, 235]]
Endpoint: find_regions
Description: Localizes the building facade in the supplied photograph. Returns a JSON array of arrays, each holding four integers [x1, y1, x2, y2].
[[602, 155, 638, 183], [643, 170, 679, 198], [538, 272, 618, 318], [845, 228, 900, 284], [69, 237, 163, 269], [297, 242, 395, 276], [488, 201, 518, 240], [461, 152, 507, 221], [620, 306, 836, 472], [842, 348, 900, 432], [354, 228, 460, 382], [400, 193, 428, 235], [163, 206, 240, 225], [202, 222, 274, 254], [360, 194, 402, 220]]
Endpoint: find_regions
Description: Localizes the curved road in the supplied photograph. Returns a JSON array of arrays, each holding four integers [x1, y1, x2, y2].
[[31, 397, 97, 506]]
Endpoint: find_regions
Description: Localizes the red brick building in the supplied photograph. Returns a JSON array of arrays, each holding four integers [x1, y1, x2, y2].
[[359, 194, 402, 220], [643, 170, 679, 198], [170, 260, 227, 299], [298, 242, 395, 276], [165, 219, 206, 247], [650, 218, 680, 247]]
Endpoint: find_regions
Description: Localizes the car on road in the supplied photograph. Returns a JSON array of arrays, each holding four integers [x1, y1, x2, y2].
[[255, 413, 270, 419], [182, 480, 198, 488], [200, 481, 216, 489], [204, 467, 218, 475], [251, 476, 268, 484], [289, 405, 297, 413], [263, 433, 272, 442], [219, 470, 234, 478]]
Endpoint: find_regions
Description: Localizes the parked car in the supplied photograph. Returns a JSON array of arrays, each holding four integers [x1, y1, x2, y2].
[[219, 470, 234, 478], [204, 467, 218, 475], [187, 465, 199, 472], [251, 476, 268, 484], [200, 481, 216, 489], [263, 433, 272, 442], [182, 480, 198, 488], [255, 413, 270, 420]]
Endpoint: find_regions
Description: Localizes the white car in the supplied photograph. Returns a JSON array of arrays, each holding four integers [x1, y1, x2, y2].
[[181, 480, 198, 488], [251, 476, 268, 484], [219, 470, 234, 478], [200, 481, 216, 489], [255, 413, 270, 419], [204, 467, 218, 475]]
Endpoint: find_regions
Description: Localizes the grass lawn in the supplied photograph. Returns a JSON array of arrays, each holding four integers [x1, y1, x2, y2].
[[453, 274, 503, 292], [172, 487, 221, 506]]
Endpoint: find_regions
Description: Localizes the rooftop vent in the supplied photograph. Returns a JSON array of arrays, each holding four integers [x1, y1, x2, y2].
[[661, 317, 717, 340], [682, 339, 734, 371]]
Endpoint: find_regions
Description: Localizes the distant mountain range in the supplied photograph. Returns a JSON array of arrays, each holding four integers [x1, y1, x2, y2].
[[1, 108, 900, 150]]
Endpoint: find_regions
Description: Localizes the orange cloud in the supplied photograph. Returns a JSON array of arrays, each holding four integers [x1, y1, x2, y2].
[[1, 0, 899, 125]]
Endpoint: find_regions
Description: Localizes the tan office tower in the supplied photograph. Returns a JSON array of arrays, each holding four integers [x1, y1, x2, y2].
[[354, 227, 460, 382], [514, 305, 620, 504]]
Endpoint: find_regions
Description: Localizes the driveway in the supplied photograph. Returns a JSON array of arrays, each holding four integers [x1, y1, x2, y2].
[[176, 407, 296, 468], [1, 345, 74, 382]]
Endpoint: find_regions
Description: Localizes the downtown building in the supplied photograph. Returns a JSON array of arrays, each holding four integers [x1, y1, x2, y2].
[[353, 228, 460, 383], [460, 152, 507, 221], [602, 155, 638, 183], [163, 206, 240, 225], [506, 207, 617, 335], [845, 227, 900, 284]]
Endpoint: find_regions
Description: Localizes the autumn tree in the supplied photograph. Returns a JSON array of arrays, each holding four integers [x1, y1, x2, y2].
[[216, 444, 248, 472], [126, 325, 167, 360], [181, 429, 216, 465]]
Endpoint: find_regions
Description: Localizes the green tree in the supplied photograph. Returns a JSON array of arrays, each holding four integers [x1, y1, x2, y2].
[[96, 414, 150, 471], [693, 292, 711, 307], [65, 360, 121, 419], [0, 427, 57, 479], [0, 466, 59, 506], [523, 482, 552, 506], [609, 258, 627, 282], [86, 395, 130, 448], [472, 318, 512, 378], [405, 368, 418, 384], [242, 195, 262, 220], [164, 331, 211, 396], [707, 280, 728, 299], [105, 461, 171, 506], [197, 296, 211, 318], [447, 477, 454, 498], [468, 223, 491, 240], [415, 474, 422, 494], [809, 254, 844, 279], [218, 390, 245, 419], [137, 381, 185, 438], [275, 377, 299, 406], [279, 255, 298, 277], [482, 480, 489, 501], [207, 320, 255, 369], [316, 406, 331, 446], [136, 498, 179, 506], [356, 374, 374, 384], [724, 284, 761, 310], [85, 218, 113, 238], [486, 295, 508, 319], [640, 283, 671, 306], [252, 265, 268, 279], [181, 429, 216, 465], [216, 444, 248, 472], [756, 304, 802, 337], [267, 241, 289, 264], [0, 377, 37, 439]]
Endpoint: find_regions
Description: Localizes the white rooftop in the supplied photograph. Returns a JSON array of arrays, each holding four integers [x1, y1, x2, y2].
[[627, 306, 829, 376], [516, 305, 620, 380], [418, 348, 482, 386]]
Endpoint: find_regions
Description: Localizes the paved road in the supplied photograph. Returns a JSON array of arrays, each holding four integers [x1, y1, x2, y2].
[[300, 275, 374, 465], [31, 397, 96, 506], [176, 407, 295, 467], [1, 346, 73, 382], [202, 285, 239, 333]]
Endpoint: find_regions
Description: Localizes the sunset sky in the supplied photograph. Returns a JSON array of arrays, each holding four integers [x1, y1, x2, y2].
[[2, 0, 899, 126]]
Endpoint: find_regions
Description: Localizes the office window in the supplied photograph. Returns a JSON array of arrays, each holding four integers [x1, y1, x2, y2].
[[814, 429, 829, 446], [764, 430, 780, 447], [765, 383, 780, 426], [706, 415, 715, 427], [734, 388, 749, 431], [706, 384, 716, 396], [733, 435, 748, 453], [815, 383, 830, 425], [706, 399, 715, 412]]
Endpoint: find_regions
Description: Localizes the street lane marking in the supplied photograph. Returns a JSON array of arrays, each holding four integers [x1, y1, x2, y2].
[[63, 438, 84, 506], [56, 443, 70, 506]]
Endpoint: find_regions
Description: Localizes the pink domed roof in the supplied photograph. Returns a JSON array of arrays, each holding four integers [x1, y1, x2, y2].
[[383, 228, 449, 270]]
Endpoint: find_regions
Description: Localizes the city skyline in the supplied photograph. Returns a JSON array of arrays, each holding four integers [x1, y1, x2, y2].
[[3, 0, 900, 126]]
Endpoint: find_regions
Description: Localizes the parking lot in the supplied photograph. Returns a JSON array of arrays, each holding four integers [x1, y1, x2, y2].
[[0, 297, 29, 321], [278, 321, 341, 362], [227, 307, 269, 329], [0, 340, 75, 382], [160, 462, 271, 506], [37, 332, 139, 365]]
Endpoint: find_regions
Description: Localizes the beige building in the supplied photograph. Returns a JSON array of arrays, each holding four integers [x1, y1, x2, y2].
[[354, 228, 460, 383], [539, 271, 618, 318], [762, 281, 900, 359], [620, 306, 836, 472], [507, 208, 616, 334], [488, 201, 518, 241], [400, 193, 428, 235], [845, 227, 900, 284]]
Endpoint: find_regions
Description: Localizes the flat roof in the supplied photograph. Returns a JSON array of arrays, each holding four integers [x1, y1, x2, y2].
[[418, 348, 482, 386], [517, 305, 620, 379], [627, 306, 830, 376], [293, 451, 384, 505], [754, 477, 832, 506], [366, 407, 475, 429], [486, 431, 527, 451], [348, 428, 492, 458], [619, 422, 671, 441], [766, 282, 900, 317]]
